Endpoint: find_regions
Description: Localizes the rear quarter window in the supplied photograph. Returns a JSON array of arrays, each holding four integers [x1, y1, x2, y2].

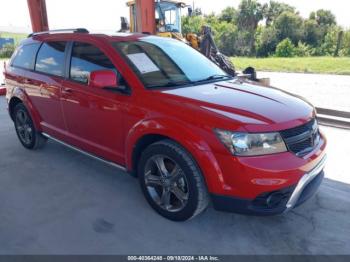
[[11, 43, 41, 70], [35, 41, 67, 77]]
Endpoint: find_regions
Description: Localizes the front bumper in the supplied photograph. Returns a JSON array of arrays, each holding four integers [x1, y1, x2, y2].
[[211, 155, 326, 215]]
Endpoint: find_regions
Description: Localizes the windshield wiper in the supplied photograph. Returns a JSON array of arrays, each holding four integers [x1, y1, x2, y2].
[[147, 75, 232, 89], [147, 80, 193, 89], [193, 74, 233, 84]]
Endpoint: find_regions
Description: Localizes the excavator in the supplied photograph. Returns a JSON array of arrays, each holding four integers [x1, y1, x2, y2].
[[25, 0, 268, 84]]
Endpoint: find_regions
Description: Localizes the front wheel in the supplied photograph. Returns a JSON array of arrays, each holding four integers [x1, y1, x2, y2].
[[138, 140, 209, 221], [13, 103, 47, 150]]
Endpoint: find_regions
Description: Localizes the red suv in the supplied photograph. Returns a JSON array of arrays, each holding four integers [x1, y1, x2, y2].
[[4, 29, 327, 221]]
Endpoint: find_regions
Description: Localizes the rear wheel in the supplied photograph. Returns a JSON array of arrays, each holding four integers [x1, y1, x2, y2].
[[13, 103, 47, 150], [138, 140, 209, 221]]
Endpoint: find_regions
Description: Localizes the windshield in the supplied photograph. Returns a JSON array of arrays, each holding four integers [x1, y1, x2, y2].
[[112, 36, 228, 88]]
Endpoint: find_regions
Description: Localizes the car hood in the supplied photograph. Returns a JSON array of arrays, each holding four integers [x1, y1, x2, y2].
[[160, 79, 315, 132]]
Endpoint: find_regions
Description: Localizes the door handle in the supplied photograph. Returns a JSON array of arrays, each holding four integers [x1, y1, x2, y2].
[[62, 88, 73, 94], [23, 78, 33, 84]]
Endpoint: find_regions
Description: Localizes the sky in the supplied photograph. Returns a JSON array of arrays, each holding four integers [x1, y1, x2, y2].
[[0, 0, 349, 33]]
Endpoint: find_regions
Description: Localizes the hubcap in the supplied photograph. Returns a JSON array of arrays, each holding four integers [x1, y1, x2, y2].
[[15, 109, 33, 145], [144, 155, 189, 212]]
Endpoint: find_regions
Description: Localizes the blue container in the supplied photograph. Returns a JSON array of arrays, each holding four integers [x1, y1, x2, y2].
[[0, 38, 15, 48]]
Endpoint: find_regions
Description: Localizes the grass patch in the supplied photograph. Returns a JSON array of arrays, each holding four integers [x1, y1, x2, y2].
[[232, 57, 350, 75], [0, 32, 27, 45]]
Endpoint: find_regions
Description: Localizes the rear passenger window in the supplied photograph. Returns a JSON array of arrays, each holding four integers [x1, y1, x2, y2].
[[11, 43, 40, 70], [70, 42, 117, 84], [35, 42, 66, 77]]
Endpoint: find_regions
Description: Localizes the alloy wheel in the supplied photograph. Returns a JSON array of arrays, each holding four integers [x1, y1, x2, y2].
[[15, 109, 34, 146], [144, 155, 189, 212]]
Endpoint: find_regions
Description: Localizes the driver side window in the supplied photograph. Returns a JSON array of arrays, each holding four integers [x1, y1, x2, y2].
[[70, 42, 125, 85]]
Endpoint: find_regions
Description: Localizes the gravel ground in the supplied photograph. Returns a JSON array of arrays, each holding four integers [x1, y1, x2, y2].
[[259, 71, 350, 112]]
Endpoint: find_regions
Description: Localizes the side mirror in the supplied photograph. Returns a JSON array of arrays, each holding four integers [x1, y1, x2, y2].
[[88, 70, 118, 89]]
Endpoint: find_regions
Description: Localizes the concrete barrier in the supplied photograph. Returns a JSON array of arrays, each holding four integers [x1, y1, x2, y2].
[[316, 107, 350, 130]]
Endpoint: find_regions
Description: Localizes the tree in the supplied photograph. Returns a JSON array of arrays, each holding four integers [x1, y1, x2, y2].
[[237, 0, 264, 32], [182, 15, 205, 35], [309, 12, 316, 20], [303, 19, 322, 46], [0, 43, 16, 58], [204, 13, 219, 26], [274, 11, 303, 44], [180, 0, 346, 58], [218, 7, 237, 23], [264, 0, 295, 26], [215, 22, 238, 56], [295, 41, 312, 57], [275, 38, 295, 57], [321, 26, 342, 56], [340, 30, 350, 56], [315, 9, 336, 27], [256, 26, 279, 57], [236, 0, 265, 55]]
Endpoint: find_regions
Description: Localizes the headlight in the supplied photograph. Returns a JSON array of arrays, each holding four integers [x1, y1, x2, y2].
[[214, 129, 287, 156]]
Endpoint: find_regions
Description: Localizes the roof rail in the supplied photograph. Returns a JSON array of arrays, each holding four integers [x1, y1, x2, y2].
[[28, 28, 89, 38]]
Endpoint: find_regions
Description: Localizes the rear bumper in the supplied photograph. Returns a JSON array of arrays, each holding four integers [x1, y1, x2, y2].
[[211, 156, 326, 215]]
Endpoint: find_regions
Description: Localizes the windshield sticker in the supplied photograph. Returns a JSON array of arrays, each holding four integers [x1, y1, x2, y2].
[[127, 53, 160, 74]]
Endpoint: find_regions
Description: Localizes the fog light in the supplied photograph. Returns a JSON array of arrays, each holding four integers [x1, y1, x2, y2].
[[266, 192, 284, 208]]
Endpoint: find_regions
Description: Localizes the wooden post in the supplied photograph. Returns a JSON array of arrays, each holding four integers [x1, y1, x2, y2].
[[27, 0, 49, 32], [135, 0, 156, 34], [334, 30, 344, 57]]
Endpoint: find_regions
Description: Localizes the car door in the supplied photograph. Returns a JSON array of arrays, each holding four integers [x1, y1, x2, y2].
[[7, 42, 66, 136], [29, 41, 68, 136], [60, 41, 129, 165]]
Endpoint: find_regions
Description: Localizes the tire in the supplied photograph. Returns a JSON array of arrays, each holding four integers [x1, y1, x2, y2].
[[13, 103, 47, 150], [138, 139, 209, 221]]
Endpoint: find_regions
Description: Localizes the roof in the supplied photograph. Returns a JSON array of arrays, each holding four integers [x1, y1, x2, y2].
[[24, 30, 151, 45]]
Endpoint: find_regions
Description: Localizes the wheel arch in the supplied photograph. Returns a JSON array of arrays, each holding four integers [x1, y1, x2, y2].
[[8, 88, 41, 130], [8, 96, 23, 121], [125, 118, 226, 193]]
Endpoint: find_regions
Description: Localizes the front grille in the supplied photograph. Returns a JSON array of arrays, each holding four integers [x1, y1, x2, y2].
[[280, 119, 320, 157]]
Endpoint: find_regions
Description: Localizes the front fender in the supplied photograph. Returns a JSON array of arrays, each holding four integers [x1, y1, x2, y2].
[[125, 117, 227, 193]]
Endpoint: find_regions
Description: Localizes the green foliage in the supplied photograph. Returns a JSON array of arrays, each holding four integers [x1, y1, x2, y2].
[[256, 26, 278, 57], [235, 0, 265, 55], [315, 9, 336, 27], [218, 7, 237, 23], [0, 32, 26, 45], [274, 11, 303, 44], [295, 41, 312, 57], [181, 0, 348, 58], [340, 31, 350, 56], [264, 1, 295, 26], [303, 19, 322, 46], [233, 56, 350, 75], [0, 43, 15, 58], [182, 15, 204, 35], [236, 0, 264, 31], [321, 26, 342, 56], [275, 38, 295, 57]]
